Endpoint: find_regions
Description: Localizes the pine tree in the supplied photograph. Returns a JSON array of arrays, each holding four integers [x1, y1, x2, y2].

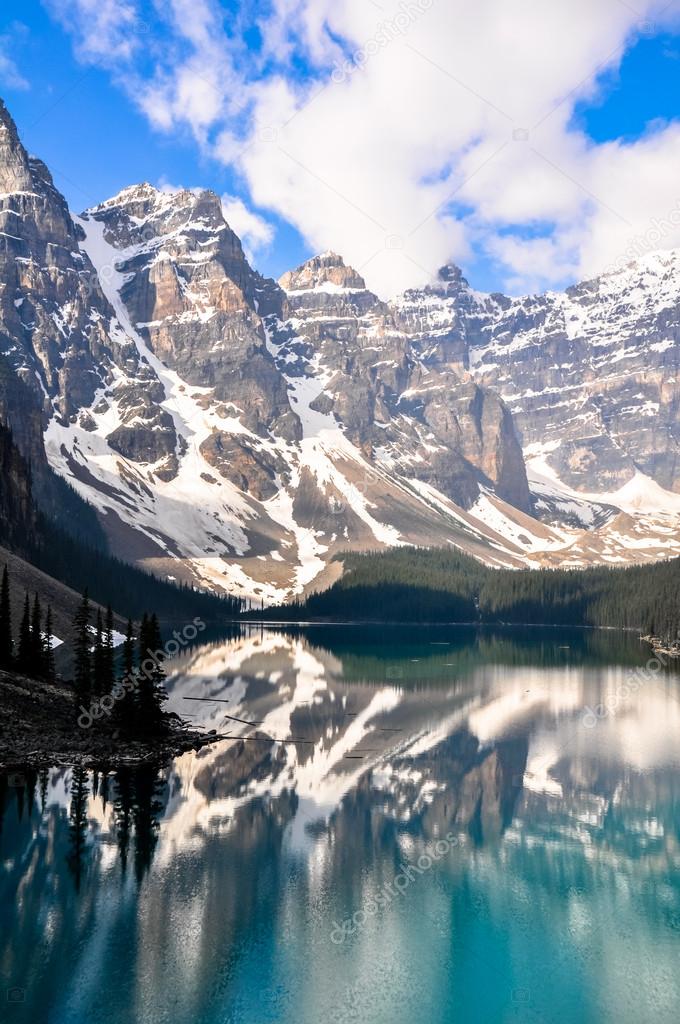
[[113, 768, 133, 874], [93, 608, 104, 698], [17, 594, 32, 675], [67, 765, 89, 890], [30, 593, 43, 679], [123, 618, 135, 678], [147, 613, 168, 725], [43, 606, 56, 683], [115, 617, 137, 734], [136, 613, 151, 731], [73, 591, 92, 705], [137, 612, 167, 734], [103, 605, 115, 694], [0, 565, 12, 669]]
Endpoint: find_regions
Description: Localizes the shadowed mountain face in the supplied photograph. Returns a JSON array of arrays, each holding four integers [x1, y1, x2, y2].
[[3, 93, 680, 600]]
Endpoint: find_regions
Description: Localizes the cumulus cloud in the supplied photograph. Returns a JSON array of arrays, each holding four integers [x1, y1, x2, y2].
[[220, 194, 274, 259], [44, 0, 140, 64], [0, 26, 29, 90], [47, 0, 680, 296]]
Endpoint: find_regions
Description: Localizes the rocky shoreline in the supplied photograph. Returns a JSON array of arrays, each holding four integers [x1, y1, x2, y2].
[[0, 668, 228, 770], [641, 635, 680, 659]]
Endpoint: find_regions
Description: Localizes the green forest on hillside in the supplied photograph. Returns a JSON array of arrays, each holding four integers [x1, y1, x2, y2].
[[257, 547, 680, 639]]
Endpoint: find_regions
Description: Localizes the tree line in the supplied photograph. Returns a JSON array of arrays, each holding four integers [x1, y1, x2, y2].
[[0, 565, 56, 682], [1, 565, 170, 736], [254, 546, 680, 639], [73, 592, 169, 736]]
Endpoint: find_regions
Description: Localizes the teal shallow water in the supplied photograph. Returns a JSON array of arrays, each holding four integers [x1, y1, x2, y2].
[[2, 626, 680, 1024]]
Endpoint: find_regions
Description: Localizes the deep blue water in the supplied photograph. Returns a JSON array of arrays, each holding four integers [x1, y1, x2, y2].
[[2, 626, 680, 1024]]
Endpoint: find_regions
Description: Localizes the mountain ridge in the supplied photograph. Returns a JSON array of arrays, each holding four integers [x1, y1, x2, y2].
[[2, 96, 680, 603]]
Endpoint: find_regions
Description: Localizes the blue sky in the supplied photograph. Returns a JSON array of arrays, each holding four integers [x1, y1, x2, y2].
[[0, 1, 311, 278], [574, 31, 680, 144], [2, 1, 680, 295]]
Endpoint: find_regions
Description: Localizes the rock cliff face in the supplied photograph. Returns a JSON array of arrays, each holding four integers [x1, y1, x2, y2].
[[0, 100, 177, 482], [272, 251, 531, 512], [85, 186, 298, 445], [394, 257, 680, 495], [2, 94, 680, 601]]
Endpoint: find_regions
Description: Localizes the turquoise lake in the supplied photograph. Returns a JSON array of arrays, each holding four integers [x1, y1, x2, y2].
[[2, 625, 680, 1023]]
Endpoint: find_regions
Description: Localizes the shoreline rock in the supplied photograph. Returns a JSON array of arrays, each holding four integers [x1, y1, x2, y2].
[[0, 667, 228, 770]]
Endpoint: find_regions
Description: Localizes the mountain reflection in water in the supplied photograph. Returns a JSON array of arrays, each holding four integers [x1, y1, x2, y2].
[[2, 625, 680, 1024]]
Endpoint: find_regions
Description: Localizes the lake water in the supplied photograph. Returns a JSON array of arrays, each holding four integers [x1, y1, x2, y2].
[[3, 625, 680, 1024]]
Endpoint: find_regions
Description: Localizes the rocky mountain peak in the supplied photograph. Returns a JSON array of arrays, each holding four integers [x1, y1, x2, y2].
[[434, 263, 469, 290], [87, 183, 232, 250], [569, 246, 680, 309], [5, 91, 680, 602], [279, 251, 367, 293], [0, 98, 34, 194]]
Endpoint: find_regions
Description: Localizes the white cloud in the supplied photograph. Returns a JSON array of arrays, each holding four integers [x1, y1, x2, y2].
[[44, 0, 140, 64], [220, 194, 274, 259], [47, 0, 680, 297], [0, 26, 29, 90]]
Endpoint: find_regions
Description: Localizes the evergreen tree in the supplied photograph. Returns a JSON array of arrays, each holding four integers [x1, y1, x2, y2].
[[113, 768, 133, 874], [123, 618, 135, 677], [132, 765, 164, 883], [103, 605, 115, 694], [137, 613, 167, 734], [0, 565, 12, 669], [25, 769, 37, 817], [138, 613, 149, 651], [16, 593, 31, 675], [73, 590, 92, 705], [66, 765, 89, 891], [43, 606, 56, 683], [116, 618, 137, 734], [38, 768, 49, 812], [30, 593, 43, 678], [274, 544, 680, 636], [93, 608, 104, 698]]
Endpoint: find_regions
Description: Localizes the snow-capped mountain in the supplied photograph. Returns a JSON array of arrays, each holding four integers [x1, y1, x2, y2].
[[3, 96, 680, 601], [396, 256, 680, 493]]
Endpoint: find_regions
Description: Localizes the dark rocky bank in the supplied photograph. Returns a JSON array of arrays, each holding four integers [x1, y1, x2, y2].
[[0, 667, 227, 770]]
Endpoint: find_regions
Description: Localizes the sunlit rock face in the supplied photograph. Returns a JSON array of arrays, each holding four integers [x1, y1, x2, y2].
[[0, 101, 177, 479], [0, 96, 535, 601], [275, 251, 531, 512], [4, 90, 680, 599], [86, 184, 299, 445], [394, 257, 680, 494]]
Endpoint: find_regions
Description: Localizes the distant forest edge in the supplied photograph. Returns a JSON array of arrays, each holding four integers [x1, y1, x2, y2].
[[0, 421, 241, 622], [255, 547, 680, 638]]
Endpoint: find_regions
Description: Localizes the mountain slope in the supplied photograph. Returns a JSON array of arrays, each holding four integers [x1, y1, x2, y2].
[[35, 175, 547, 599], [3, 95, 680, 603], [0, 420, 239, 631], [395, 257, 680, 494]]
